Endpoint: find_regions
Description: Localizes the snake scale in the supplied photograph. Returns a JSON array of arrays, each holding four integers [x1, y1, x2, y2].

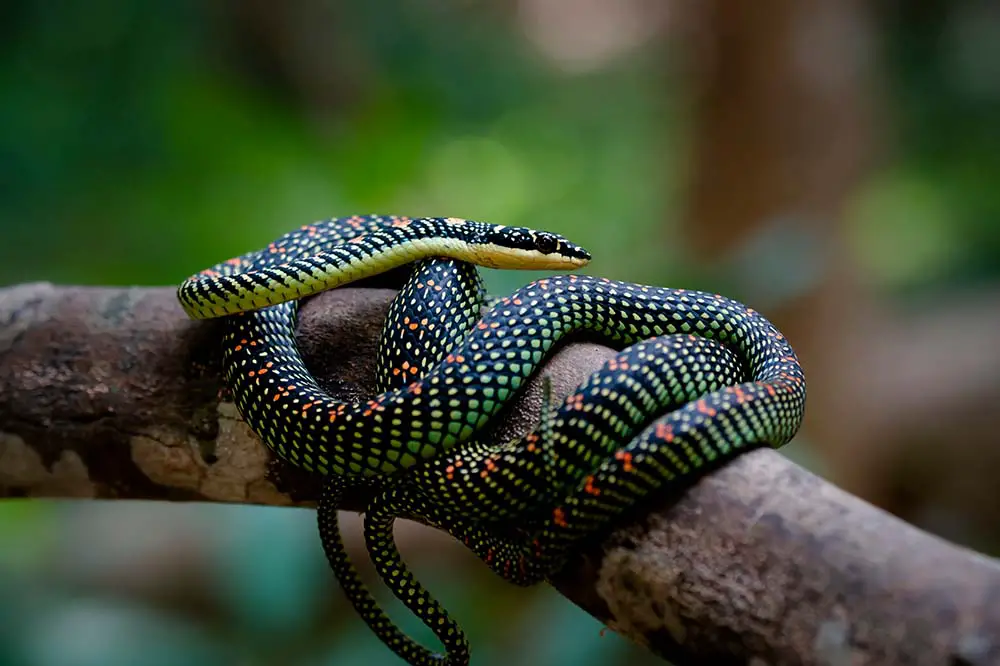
[[178, 215, 806, 666]]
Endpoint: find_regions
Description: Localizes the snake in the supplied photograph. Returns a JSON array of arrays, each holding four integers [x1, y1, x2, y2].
[[177, 215, 590, 665], [177, 218, 807, 666], [356, 275, 806, 664]]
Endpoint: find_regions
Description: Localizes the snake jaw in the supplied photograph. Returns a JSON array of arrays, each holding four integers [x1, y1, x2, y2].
[[468, 244, 591, 270]]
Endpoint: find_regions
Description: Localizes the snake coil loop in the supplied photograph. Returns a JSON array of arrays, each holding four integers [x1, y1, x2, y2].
[[179, 215, 805, 666]]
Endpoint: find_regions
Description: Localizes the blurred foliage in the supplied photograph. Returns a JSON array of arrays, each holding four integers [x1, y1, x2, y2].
[[0, 0, 675, 296], [1, 0, 1000, 665], [850, 0, 1000, 294]]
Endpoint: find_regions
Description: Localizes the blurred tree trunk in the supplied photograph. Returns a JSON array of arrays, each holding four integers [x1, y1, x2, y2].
[[674, 0, 1000, 553], [674, 1, 885, 491], [677, 0, 876, 449], [212, 0, 369, 127]]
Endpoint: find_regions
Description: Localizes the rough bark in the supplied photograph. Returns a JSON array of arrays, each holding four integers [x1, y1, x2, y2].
[[1, 282, 999, 666]]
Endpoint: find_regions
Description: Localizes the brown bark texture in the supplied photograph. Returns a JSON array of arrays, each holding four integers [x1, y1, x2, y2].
[[1, 282, 999, 666]]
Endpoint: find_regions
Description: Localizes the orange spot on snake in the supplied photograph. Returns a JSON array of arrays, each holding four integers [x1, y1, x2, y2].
[[615, 450, 635, 472], [656, 423, 674, 443], [552, 507, 568, 528], [695, 399, 717, 417]]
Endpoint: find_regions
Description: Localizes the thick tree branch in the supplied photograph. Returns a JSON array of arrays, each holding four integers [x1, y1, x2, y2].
[[1, 282, 998, 665]]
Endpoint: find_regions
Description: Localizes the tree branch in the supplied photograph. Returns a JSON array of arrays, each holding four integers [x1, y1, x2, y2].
[[1, 282, 998, 665]]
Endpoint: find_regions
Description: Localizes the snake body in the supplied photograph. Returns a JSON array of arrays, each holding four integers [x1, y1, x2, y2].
[[178, 217, 806, 666]]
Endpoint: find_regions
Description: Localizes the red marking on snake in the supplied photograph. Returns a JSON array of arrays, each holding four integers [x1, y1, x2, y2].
[[552, 507, 568, 528], [730, 385, 751, 404], [615, 450, 634, 472], [695, 399, 717, 417], [584, 476, 600, 496], [362, 399, 385, 417], [607, 358, 630, 371]]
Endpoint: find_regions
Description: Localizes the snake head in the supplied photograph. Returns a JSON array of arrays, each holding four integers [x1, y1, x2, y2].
[[479, 226, 591, 269]]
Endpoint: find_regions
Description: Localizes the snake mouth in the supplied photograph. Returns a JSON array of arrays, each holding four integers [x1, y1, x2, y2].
[[471, 245, 592, 270]]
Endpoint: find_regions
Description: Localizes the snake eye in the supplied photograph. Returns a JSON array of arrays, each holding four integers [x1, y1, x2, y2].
[[533, 232, 559, 254]]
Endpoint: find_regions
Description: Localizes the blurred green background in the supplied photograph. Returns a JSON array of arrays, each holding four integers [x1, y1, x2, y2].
[[2, 1, 1000, 665]]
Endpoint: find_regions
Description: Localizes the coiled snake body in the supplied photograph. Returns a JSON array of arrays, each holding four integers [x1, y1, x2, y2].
[[178, 215, 806, 666]]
